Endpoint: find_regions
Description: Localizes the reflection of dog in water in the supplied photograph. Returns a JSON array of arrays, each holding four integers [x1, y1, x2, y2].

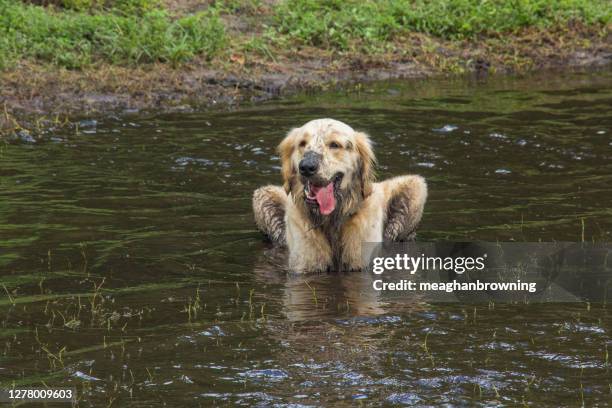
[[253, 119, 427, 273], [253, 247, 425, 321]]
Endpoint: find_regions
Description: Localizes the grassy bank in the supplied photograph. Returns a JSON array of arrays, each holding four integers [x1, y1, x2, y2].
[[1, 0, 610, 68], [1, 0, 611, 134], [273, 0, 610, 50], [0, 0, 226, 69]]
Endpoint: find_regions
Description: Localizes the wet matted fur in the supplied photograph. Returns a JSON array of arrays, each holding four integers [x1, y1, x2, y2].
[[253, 118, 427, 273]]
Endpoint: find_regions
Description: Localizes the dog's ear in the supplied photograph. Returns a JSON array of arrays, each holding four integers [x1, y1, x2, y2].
[[354, 131, 376, 198], [278, 128, 299, 194]]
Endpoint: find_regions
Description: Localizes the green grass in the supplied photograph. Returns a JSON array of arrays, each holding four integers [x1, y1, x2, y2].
[[272, 0, 612, 51], [29, 0, 162, 13], [0, 0, 610, 69], [43, 0, 161, 13], [0, 0, 227, 69]]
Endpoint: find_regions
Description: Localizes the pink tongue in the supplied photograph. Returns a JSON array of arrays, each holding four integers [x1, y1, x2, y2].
[[315, 183, 336, 215]]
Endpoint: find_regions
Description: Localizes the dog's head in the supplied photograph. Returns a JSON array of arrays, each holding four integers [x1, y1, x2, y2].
[[278, 118, 376, 220]]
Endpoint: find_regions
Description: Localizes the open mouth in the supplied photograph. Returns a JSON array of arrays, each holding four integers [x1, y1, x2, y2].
[[304, 173, 343, 215]]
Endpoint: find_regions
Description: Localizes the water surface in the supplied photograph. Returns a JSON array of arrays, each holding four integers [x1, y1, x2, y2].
[[1, 70, 612, 406]]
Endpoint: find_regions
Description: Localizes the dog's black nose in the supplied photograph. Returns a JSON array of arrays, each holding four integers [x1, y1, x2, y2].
[[299, 152, 320, 177]]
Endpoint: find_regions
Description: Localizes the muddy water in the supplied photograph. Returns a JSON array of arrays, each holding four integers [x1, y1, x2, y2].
[[1, 70, 612, 406]]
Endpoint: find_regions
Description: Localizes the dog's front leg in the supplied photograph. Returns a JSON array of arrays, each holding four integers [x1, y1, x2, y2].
[[252, 185, 287, 245], [383, 175, 428, 241]]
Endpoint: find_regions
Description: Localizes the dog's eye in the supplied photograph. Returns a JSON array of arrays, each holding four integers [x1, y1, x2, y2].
[[329, 142, 341, 149], [299, 140, 307, 148]]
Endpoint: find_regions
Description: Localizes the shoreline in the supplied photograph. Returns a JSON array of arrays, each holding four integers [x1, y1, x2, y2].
[[1, 28, 611, 136]]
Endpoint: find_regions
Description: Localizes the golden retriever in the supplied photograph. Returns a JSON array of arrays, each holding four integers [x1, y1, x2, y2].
[[253, 118, 427, 273]]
